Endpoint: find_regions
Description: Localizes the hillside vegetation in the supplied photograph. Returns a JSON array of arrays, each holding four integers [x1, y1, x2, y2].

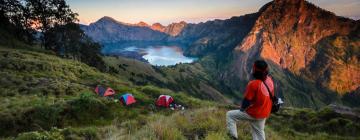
[[0, 46, 210, 138], [9, 107, 360, 140], [103, 56, 231, 103], [1, 45, 359, 140]]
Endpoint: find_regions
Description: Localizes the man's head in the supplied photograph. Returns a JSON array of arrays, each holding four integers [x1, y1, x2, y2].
[[252, 60, 269, 80]]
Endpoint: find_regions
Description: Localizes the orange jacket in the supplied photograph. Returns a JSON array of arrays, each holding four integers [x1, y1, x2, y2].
[[243, 76, 274, 119]]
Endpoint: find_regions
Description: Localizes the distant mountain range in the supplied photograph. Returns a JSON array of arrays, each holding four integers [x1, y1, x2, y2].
[[81, 14, 259, 56], [81, 0, 360, 107], [80, 16, 187, 42], [80, 16, 167, 42]]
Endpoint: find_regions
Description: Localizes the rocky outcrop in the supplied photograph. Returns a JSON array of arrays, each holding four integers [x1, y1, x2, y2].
[[177, 14, 259, 56], [151, 23, 166, 32], [305, 30, 360, 94], [232, 0, 359, 95], [150, 21, 187, 36], [135, 21, 149, 27], [164, 21, 187, 36]]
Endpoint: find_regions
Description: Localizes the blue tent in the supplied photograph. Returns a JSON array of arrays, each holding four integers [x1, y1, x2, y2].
[[120, 93, 136, 105]]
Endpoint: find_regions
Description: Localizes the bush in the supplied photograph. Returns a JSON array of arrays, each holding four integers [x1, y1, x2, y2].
[[205, 132, 229, 140], [268, 107, 360, 138], [15, 128, 64, 140], [15, 127, 100, 140], [148, 117, 186, 140], [65, 93, 115, 125], [62, 127, 99, 140], [26, 104, 64, 130]]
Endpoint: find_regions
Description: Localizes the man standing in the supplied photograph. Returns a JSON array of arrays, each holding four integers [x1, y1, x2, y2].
[[226, 60, 274, 140]]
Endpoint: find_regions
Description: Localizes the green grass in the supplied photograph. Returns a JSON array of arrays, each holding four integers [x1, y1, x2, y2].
[[5, 107, 359, 140], [128, 107, 359, 140], [1, 44, 359, 140], [0, 46, 212, 138], [103, 55, 231, 103]]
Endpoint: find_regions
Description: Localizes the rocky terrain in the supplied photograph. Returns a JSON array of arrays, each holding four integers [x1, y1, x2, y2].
[[230, 0, 359, 95]]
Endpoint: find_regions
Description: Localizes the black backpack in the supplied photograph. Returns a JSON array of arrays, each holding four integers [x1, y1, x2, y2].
[[263, 81, 282, 113]]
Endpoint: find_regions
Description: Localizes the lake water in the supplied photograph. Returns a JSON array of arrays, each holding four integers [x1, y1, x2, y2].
[[102, 43, 197, 66]]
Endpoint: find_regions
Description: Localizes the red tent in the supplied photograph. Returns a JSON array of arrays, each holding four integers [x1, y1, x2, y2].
[[120, 93, 136, 105], [95, 86, 115, 97], [156, 95, 174, 107]]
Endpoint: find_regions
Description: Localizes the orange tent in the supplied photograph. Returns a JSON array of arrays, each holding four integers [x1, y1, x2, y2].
[[95, 86, 115, 97]]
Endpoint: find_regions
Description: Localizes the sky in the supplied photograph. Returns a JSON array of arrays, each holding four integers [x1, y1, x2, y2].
[[66, 0, 360, 25]]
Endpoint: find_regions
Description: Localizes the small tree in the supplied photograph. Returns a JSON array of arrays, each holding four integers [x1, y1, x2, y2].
[[46, 23, 105, 70], [1, 0, 105, 70], [25, 0, 78, 48], [0, 0, 34, 43]]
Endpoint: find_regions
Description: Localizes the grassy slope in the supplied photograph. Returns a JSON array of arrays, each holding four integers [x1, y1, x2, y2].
[[103, 56, 230, 103], [14, 107, 360, 140], [124, 107, 360, 140], [1, 45, 359, 140], [0, 46, 209, 138]]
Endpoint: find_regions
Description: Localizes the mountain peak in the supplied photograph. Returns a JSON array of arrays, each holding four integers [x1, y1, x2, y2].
[[136, 21, 149, 27], [165, 21, 187, 36], [179, 21, 187, 24], [233, 0, 358, 94], [152, 22, 163, 27], [151, 23, 165, 32], [95, 16, 123, 25], [94, 16, 132, 26], [98, 16, 117, 22]]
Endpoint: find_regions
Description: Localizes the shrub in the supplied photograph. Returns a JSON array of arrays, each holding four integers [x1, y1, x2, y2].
[[26, 104, 64, 130], [130, 125, 157, 140], [62, 127, 99, 140], [205, 132, 229, 140], [14, 127, 100, 140], [15, 128, 64, 140], [149, 118, 186, 140], [65, 93, 114, 125]]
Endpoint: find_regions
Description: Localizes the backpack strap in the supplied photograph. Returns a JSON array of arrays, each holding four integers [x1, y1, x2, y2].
[[263, 80, 274, 101]]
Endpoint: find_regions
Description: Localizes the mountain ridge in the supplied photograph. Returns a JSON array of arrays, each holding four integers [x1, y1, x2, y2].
[[81, 17, 168, 42], [231, 0, 359, 95], [80, 0, 360, 108], [82, 17, 189, 42]]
